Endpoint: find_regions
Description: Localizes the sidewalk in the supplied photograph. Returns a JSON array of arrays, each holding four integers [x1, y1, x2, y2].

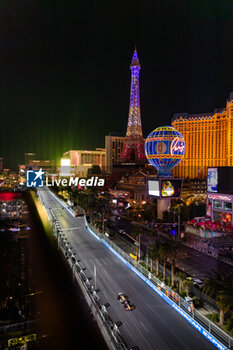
[[134, 220, 233, 266], [104, 224, 219, 312], [184, 232, 233, 266]]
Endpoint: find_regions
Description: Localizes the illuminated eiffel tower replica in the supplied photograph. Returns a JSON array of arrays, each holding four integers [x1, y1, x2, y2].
[[120, 48, 145, 164]]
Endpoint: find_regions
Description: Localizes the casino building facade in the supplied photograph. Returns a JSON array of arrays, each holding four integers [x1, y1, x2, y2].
[[172, 93, 233, 179], [207, 193, 233, 225]]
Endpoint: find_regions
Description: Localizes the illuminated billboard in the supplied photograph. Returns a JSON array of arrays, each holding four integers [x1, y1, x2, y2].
[[207, 168, 218, 193], [207, 167, 233, 194], [148, 180, 160, 197], [145, 126, 185, 177], [61, 158, 71, 176], [160, 179, 182, 198], [206, 203, 211, 217], [148, 179, 183, 198]]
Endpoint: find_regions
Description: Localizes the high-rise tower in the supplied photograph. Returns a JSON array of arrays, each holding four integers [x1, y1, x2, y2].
[[120, 49, 145, 163], [172, 92, 233, 179]]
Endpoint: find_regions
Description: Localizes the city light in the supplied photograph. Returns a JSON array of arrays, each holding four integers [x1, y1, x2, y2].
[[120, 49, 145, 162], [60, 158, 70, 176], [61, 158, 70, 167], [1, 5, 233, 349]]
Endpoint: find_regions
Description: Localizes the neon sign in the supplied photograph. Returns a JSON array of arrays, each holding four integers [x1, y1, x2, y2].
[[170, 137, 185, 156], [208, 194, 232, 202], [145, 126, 185, 177]]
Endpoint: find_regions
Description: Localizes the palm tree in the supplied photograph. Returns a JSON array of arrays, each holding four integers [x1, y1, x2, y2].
[[159, 241, 170, 281], [159, 239, 186, 286], [217, 280, 233, 319], [176, 272, 186, 293], [150, 241, 161, 276], [183, 278, 192, 296], [76, 191, 86, 208], [88, 197, 97, 224], [203, 270, 231, 327]]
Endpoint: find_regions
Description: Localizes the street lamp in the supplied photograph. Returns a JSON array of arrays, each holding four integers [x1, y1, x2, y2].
[[122, 231, 141, 262], [138, 234, 141, 261]]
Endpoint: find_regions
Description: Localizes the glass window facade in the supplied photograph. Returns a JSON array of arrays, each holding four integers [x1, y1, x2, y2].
[[223, 202, 232, 211], [213, 200, 222, 210]]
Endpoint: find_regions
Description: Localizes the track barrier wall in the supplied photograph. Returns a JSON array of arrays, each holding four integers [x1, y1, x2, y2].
[[44, 189, 233, 350]]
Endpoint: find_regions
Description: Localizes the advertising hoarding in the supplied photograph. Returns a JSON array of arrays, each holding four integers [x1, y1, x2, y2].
[[148, 178, 183, 199], [148, 179, 160, 197], [207, 168, 218, 193], [160, 179, 182, 198]]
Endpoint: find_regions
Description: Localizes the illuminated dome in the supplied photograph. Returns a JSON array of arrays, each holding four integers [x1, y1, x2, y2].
[[145, 126, 185, 177]]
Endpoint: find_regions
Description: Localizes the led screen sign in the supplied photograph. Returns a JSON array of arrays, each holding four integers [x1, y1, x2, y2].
[[207, 167, 233, 195], [207, 168, 218, 193], [160, 179, 182, 198], [148, 178, 183, 199], [148, 180, 160, 197]]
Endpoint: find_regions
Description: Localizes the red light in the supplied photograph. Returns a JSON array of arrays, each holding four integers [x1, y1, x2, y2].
[[0, 192, 22, 201]]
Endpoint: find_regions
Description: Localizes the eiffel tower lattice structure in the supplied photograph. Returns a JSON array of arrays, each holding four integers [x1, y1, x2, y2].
[[120, 48, 145, 163]]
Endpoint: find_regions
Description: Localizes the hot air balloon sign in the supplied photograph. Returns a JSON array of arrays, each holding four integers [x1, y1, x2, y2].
[[145, 126, 185, 177]]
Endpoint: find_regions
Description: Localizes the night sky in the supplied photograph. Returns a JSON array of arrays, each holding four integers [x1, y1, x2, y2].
[[1, 0, 233, 169]]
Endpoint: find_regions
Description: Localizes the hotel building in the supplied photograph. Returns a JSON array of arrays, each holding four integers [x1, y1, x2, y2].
[[172, 92, 233, 179], [105, 135, 125, 173], [63, 149, 106, 177]]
